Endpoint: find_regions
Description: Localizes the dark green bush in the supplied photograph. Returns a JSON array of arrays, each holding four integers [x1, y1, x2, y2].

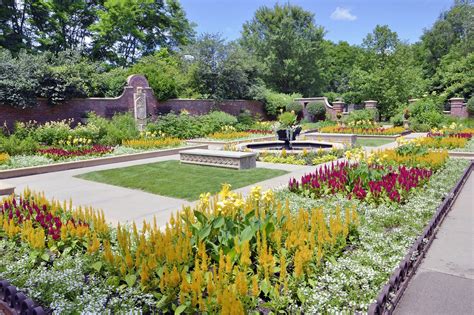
[[236, 110, 256, 129], [0, 135, 38, 156], [345, 109, 378, 124], [306, 101, 326, 121], [286, 101, 304, 114], [406, 98, 447, 130], [252, 86, 301, 117], [467, 96, 474, 115]]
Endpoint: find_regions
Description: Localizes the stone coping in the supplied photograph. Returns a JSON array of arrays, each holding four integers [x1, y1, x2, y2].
[[180, 149, 257, 158], [447, 151, 474, 159], [0, 145, 207, 179], [236, 140, 344, 154]]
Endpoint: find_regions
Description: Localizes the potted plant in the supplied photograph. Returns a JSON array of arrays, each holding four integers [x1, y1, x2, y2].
[[277, 111, 301, 142], [403, 108, 410, 129]]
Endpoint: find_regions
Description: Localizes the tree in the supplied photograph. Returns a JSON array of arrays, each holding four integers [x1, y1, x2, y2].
[[183, 33, 261, 99], [241, 3, 325, 96], [130, 48, 189, 100], [0, 1, 36, 52], [29, 0, 104, 53], [420, 0, 474, 76], [362, 24, 400, 57], [91, 0, 194, 66]]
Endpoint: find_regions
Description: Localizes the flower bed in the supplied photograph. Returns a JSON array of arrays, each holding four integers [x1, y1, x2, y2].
[[0, 185, 359, 313], [320, 126, 405, 135], [259, 148, 344, 166], [122, 137, 183, 149], [278, 158, 470, 313], [37, 145, 113, 161], [289, 162, 432, 204], [0, 153, 9, 165]]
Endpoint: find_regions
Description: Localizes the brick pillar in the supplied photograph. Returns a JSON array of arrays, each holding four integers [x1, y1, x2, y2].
[[449, 98, 467, 118], [364, 100, 378, 110]]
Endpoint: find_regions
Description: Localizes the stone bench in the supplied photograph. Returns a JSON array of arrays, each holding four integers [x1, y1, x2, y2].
[[180, 149, 257, 170], [0, 182, 15, 196]]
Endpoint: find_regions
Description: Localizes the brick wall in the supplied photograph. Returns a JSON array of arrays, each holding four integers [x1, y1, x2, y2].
[[0, 75, 266, 129]]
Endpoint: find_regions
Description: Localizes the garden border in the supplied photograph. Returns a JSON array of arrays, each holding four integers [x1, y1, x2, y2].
[[367, 161, 474, 315], [353, 131, 411, 140], [0, 279, 47, 315], [0, 145, 207, 179], [447, 151, 474, 159]]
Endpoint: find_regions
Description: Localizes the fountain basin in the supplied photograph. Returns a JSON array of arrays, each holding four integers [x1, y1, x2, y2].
[[237, 140, 344, 154]]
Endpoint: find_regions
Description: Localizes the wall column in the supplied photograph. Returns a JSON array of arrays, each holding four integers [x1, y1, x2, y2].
[[449, 98, 467, 118]]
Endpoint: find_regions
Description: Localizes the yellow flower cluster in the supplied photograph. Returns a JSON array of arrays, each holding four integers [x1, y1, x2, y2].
[[58, 135, 92, 146], [207, 131, 252, 140], [122, 137, 182, 149], [139, 130, 167, 138], [347, 120, 378, 127], [321, 126, 405, 135], [344, 147, 366, 162], [412, 136, 467, 149], [372, 149, 449, 170], [0, 152, 10, 165]]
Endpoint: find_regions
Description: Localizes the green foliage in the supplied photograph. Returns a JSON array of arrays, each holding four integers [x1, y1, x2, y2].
[[406, 98, 447, 130], [0, 135, 38, 156], [467, 96, 474, 115], [236, 110, 256, 129], [306, 101, 326, 121], [87, 112, 139, 146], [252, 86, 301, 117], [241, 3, 325, 96], [278, 111, 297, 128], [345, 109, 378, 124], [183, 34, 261, 100], [130, 49, 188, 101], [286, 102, 303, 114], [146, 111, 239, 139], [33, 120, 73, 145], [91, 0, 194, 66]]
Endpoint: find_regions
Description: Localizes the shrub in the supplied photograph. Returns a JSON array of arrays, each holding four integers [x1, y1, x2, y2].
[[0, 136, 38, 156], [278, 111, 297, 128], [286, 101, 303, 114], [87, 112, 139, 146], [406, 98, 447, 130], [33, 120, 73, 145], [253, 87, 302, 116], [236, 110, 256, 129], [467, 96, 474, 115], [345, 109, 378, 124], [200, 111, 238, 134], [306, 101, 326, 121]]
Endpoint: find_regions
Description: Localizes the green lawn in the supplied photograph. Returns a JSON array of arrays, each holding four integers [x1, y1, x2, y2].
[[76, 160, 288, 201], [356, 138, 394, 147]]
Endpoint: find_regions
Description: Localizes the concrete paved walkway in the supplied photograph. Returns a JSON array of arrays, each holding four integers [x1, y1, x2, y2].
[[2, 155, 318, 227], [395, 170, 474, 315]]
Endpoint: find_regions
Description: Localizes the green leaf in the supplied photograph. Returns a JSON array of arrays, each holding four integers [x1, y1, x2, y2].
[[125, 274, 137, 287], [91, 261, 103, 272], [212, 216, 225, 228], [174, 305, 187, 315], [198, 224, 212, 240], [194, 210, 207, 225], [41, 253, 50, 262], [240, 225, 254, 242]]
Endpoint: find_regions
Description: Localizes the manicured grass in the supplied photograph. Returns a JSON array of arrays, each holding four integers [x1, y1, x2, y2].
[[356, 138, 394, 147], [76, 160, 288, 201]]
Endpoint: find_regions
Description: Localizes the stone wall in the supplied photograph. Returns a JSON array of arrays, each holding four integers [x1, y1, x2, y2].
[[0, 75, 266, 129]]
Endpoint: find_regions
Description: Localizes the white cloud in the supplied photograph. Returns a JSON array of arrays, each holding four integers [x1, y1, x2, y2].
[[330, 7, 357, 21]]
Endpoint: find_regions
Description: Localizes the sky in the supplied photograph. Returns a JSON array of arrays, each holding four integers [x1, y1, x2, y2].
[[179, 0, 455, 45]]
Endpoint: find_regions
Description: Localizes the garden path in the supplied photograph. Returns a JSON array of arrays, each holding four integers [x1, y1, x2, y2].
[[394, 169, 474, 315], [2, 155, 317, 227]]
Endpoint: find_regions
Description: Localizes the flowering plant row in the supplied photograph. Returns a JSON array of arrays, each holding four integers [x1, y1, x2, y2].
[[259, 148, 344, 166], [37, 145, 113, 161], [0, 185, 359, 313], [320, 126, 405, 135], [289, 162, 432, 204], [400, 136, 467, 150], [122, 137, 183, 149]]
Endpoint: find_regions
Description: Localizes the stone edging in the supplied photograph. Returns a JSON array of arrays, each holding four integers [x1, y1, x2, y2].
[[355, 130, 411, 140], [0, 280, 47, 315], [0, 145, 208, 179], [367, 161, 474, 315], [447, 151, 474, 159], [186, 135, 275, 147]]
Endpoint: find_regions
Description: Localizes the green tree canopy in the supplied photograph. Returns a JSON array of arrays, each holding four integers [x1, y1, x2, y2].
[[91, 0, 194, 66], [241, 3, 325, 97]]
